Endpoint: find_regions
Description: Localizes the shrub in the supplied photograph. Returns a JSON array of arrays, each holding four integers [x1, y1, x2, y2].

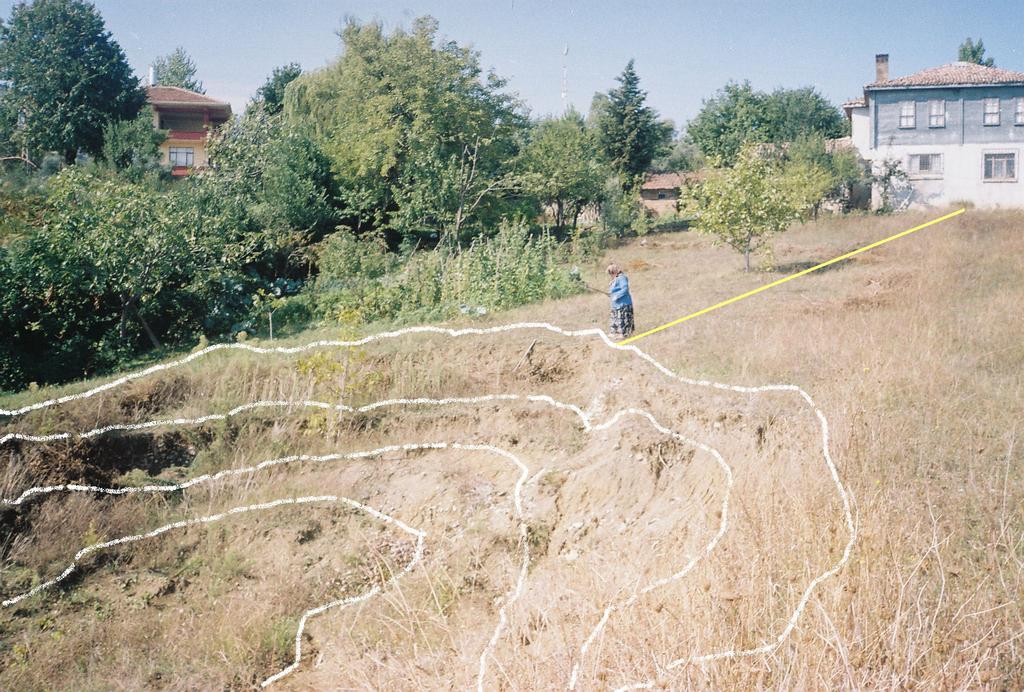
[[307, 221, 584, 324]]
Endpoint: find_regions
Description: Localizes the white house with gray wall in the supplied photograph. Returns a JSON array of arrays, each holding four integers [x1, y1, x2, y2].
[[844, 54, 1024, 209]]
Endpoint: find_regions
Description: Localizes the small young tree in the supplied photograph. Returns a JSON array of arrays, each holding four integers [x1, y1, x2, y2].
[[153, 46, 204, 92], [872, 158, 908, 213], [684, 144, 800, 271]]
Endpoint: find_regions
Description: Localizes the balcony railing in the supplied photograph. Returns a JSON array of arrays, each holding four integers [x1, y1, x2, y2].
[[167, 130, 206, 141]]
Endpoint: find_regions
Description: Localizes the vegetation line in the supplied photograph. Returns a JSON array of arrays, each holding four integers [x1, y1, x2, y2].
[[620, 207, 966, 344]]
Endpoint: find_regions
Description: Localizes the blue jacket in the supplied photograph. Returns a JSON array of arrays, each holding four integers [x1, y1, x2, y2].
[[609, 274, 632, 309]]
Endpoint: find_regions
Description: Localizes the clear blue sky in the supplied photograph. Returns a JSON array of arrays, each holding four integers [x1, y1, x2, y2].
[[3, 0, 1021, 129]]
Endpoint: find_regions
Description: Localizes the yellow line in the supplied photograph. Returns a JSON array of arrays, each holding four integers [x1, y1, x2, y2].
[[619, 207, 966, 345]]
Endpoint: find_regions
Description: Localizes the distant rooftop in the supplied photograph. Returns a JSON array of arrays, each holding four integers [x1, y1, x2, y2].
[[642, 172, 693, 190], [867, 61, 1024, 89]]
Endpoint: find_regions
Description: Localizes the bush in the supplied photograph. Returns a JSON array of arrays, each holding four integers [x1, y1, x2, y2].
[[307, 221, 584, 324]]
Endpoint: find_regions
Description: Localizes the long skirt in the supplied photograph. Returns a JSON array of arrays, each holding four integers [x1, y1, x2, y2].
[[609, 304, 635, 339]]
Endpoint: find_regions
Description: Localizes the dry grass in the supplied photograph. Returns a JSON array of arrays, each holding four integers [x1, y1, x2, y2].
[[1, 207, 1022, 689]]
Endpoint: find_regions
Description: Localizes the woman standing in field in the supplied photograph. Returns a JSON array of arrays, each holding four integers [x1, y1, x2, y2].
[[607, 263, 634, 340]]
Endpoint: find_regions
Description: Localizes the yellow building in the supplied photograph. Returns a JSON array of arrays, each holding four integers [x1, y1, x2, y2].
[[146, 86, 232, 177]]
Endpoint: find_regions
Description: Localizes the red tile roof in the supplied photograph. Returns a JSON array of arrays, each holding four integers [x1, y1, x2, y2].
[[146, 86, 231, 111], [642, 172, 689, 190], [867, 61, 1024, 89]]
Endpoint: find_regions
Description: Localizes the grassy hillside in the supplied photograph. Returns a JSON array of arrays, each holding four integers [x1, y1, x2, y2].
[[1, 208, 1021, 689]]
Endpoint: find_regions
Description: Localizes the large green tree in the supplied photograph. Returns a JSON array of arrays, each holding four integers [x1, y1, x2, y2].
[[596, 60, 672, 182], [762, 86, 847, 143], [687, 81, 846, 166], [286, 16, 527, 247], [520, 109, 607, 234], [958, 37, 995, 66], [153, 46, 204, 92], [0, 0, 146, 163], [686, 81, 768, 166]]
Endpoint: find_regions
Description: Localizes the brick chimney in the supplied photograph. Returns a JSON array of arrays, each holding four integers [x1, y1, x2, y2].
[[875, 54, 889, 83]]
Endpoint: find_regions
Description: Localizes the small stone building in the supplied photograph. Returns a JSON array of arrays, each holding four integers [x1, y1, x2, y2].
[[640, 172, 687, 216]]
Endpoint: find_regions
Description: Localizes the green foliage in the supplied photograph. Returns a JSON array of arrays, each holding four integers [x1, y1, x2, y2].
[[153, 46, 204, 92], [783, 133, 868, 215], [285, 16, 527, 246], [254, 62, 301, 115], [100, 107, 167, 182], [683, 144, 801, 271], [203, 106, 340, 272], [520, 109, 607, 234], [596, 60, 673, 182], [762, 87, 849, 143], [780, 159, 834, 218], [0, 0, 145, 163], [599, 176, 645, 238], [686, 81, 768, 166], [687, 81, 846, 166], [0, 168, 263, 389], [958, 37, 994, 67], [651, 136, 703, 172], [307, 221, 583, 324], [872, 158, 908, 214]]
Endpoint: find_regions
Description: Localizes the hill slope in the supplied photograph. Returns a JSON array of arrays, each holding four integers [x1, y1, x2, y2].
[[1, 209, 1022, 689]]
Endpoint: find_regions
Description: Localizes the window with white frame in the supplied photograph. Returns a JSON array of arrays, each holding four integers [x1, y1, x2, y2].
[[928, 100, 946, 127], [983, 98, 1001, 126], [908, 153, 943, 177], [899, 100, 916, 128], [168, 147, 195, 167], [983, 152, 1016, 181], [1016, 97, 1024, 125]]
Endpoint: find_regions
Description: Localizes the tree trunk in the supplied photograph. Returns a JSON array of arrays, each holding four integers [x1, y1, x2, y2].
[[119, 301, 130, 340], [63, 149, 77, 166], [134, 305, 163, 349], [744, 247, 751, 272]]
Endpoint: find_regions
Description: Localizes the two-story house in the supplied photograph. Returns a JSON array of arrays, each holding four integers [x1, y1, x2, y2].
[[845, 54, 1024, 209], [145, 85, 232, 177]]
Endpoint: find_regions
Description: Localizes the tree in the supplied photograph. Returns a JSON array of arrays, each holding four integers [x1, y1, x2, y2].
[[0, 0, 146, 163], [153, 46, 204, 92], [651, 134, 703, 172], [958, 37, 994, 67], [255, 62, 301, 114], [596, 60, 672, 183], [784, 133, 867, 216], [285, 16, 527, 247], [202, 105, 340, 273], [686, 81, 768, 166], [100, 106, 167, 181], [520, 109, 607, 234], [683, 143, 800, 271], [762, 86, 847, 143], [687, 82, 846, 166]]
